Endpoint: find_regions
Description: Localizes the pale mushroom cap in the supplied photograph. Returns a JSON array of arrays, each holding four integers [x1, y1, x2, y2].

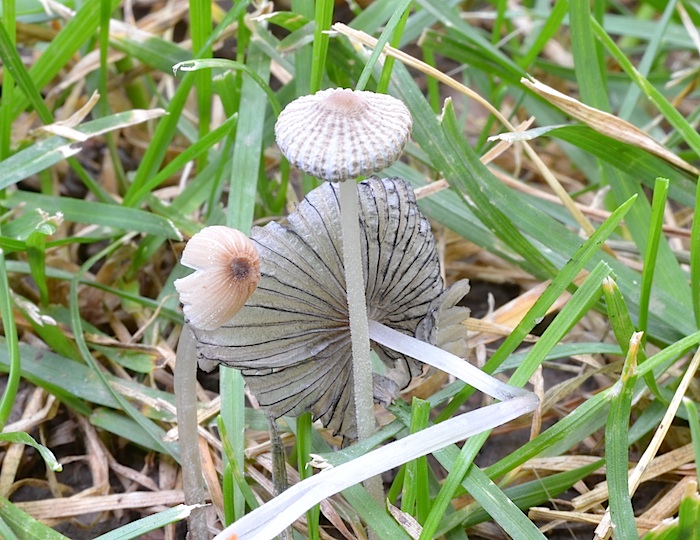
[[274, 88, 412, 181], [174, 226, 260, 331]]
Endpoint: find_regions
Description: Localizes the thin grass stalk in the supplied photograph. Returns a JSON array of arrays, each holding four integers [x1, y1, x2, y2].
[[0, 0, 14, 162], [310, 0, 333, 93], [598, 332, 640, 539], [355, 0, 413, 92], [0, 227, 20, 429], [683, 398, 700, 479], [638, 178, 669, 343], [691, 177, 700, 329], [376, 3, 410, 94], [98, 0, 127, 193], [218, 418, 260, 513], [190, 0, 212, 172], [402, 398, 431, 522], [296, 413, 320, 540]]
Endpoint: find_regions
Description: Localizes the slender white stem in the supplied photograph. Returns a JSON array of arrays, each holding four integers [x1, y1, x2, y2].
[[338, 180, 376, 440]]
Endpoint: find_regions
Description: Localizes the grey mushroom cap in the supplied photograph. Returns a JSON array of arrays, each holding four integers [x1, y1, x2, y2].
[[190, 177, 468, 438], [274, 88, 412, 182]]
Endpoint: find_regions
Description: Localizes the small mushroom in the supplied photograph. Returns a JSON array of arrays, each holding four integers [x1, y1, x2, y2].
[[275, 88, 412, 182], [174, 226, 260, 331]]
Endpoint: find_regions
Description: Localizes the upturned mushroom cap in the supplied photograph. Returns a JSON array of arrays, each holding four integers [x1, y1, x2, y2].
[[174, 226, 260, 331], [189, 177, 468, 438], [274, 88, 412, 181]]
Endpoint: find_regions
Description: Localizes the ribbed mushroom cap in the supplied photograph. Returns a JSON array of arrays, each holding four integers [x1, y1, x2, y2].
[[175, 226, 260, 331], [274, 88, 412, 181], [190, 177, 468, 438]]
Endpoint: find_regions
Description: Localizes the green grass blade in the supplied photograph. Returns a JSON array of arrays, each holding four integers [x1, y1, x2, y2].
[[0, 497, 69, 540], [0, 109, 166, 190], [402, 397, 431, 522], [0, 226, 20, 430], [683, 399, 700, 477], [296, 413, 320, 540], [605, 333, 641, 537], [0, 0, 15, 160], [355, 0, 412, 92], [518, 0, 569, 69], [2, 192, 181, 240], [677, 480, 700, 537], [0, 431, 61, 472], [0, 18, 55, 123], [123, 112, 238, 207], [692, 178, 700, 329], [438, 459, 604, 533], [639, 178, 670, 340], [6, 0, 121, 119], [376, 3, 409, 94], [190, 0, 212, 171], [93, 504, 200, 540], [310, 0, 333, 92], [617, 0, 677, 120]]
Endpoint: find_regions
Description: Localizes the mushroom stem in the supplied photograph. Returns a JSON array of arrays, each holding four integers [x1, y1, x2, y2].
[[338, 180, 376, 439], [338, 180, 384, 502], [175, 325, 208, 539]]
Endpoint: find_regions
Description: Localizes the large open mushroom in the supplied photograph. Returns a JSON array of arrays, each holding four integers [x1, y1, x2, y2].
[[177, 176, 538, 540], [187, 177, 468, 438], [274, 88, 413, 445]]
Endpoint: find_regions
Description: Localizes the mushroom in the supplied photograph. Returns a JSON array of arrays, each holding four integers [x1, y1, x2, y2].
[[189, 177, 467, 437], [174, 226, 261, 331], [274, 88, 413, 445], [192, 178, 539, 540], [173, 226, 260, 538]]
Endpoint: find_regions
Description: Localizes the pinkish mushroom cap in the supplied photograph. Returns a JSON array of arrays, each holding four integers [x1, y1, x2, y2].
[[175, 226, 260, 331]]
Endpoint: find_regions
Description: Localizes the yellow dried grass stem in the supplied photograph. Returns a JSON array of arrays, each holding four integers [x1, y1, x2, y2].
[[15, 490, 187, 520]]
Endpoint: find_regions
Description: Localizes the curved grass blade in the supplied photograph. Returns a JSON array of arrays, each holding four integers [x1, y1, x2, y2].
[[93, 504, 202, 540], [0, 109, 166, 191], [0, 498, 69, 540], [2, 192, 181, 240], [0, 431, 61, 472]]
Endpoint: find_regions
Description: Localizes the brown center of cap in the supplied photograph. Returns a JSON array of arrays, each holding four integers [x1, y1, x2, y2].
[[320, 89, 368, 116], [230, 258, 251, 281]]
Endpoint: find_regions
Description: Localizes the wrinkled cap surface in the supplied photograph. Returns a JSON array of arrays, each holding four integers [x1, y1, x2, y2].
[[192, 177, 446, 437], [275, 88, 412, 182]]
